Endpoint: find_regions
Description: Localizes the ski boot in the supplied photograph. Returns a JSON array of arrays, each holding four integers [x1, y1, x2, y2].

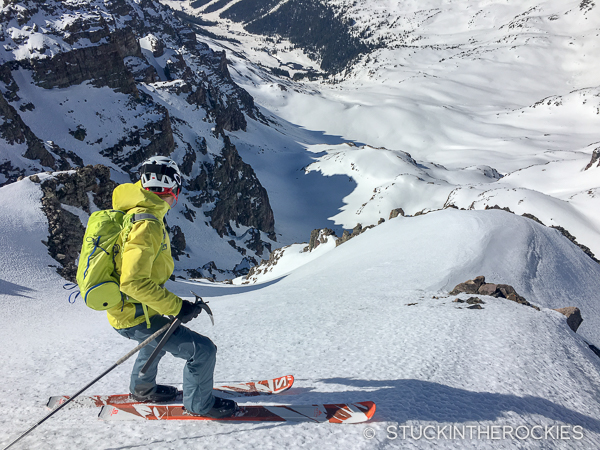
[[185, 397, 238, 419], [131, 385, 178, 403]]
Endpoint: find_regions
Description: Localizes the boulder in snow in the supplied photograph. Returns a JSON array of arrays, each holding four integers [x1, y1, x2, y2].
[[553, 307, 583, 333], [450, 276, 539, 310]]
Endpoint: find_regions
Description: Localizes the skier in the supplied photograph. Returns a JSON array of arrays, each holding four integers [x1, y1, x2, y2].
[[108, 155, 237, 418]]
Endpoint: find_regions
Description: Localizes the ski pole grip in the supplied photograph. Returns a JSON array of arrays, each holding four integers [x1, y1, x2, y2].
[[116, 322, 171, 366]]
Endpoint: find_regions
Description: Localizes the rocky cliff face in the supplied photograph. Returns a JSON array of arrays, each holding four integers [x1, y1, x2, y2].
[[32, 165, 118, 281], [189, 135, 275, 239], [196, 0, 374, 73], [0, 0, 275, 277]]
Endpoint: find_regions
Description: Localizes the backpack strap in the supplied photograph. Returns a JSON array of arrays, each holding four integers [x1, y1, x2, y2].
[[132, 213, 157, 222]]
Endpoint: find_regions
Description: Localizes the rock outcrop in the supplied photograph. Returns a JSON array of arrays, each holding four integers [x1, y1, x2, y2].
[[336, 222, 376, 246], [169, 225, 187, 261], [0, 88, 56, 175], [449, 275, 540, 310], [307, 228, 337, 251], [27, 28, 140, 95], [0, 0, 275, 277], [389, 208, 405, 219], [584, 147, 600, 170], [188, 136, 275, 240], [35, 165, 118, 281], [553, 307, 583, 333]]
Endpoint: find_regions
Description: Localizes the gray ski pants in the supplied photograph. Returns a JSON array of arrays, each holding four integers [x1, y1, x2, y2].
[[115, 314, 216, 414]]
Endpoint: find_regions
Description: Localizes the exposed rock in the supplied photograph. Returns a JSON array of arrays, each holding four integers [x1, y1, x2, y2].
[[69, 127, 87, 142], [449, 275, 486, 295], [125, 56, 160, 83], [550, 225, 599, 264], [485, 204, 514, 213], [187, 261, 221, 281], [245, 245, 288, 281], [170, 225, 187, 261], [308, 228, 337, 251], [584, 147, 600, 170], [181, 204, 196, 222], [588, 344, 600, 358], [450, 276, 540, 310], [0, 0, 273, 280], [0, 62, 21, 102], [150, 35, 166, 57], [27, 28, 140, 95], [200, 135, 275, 240], [335, 222, 375, 246], [233, 256, 258, 277], [0, 77, 83, 180], [0, 161, 26, 186], [180, 140, 199, 176], [100, 105, 175, 174], [336, 229, 352, 246], [553, 307, 583, 333], [477, 283, 498, 296], [244, 228, 271, 257], [521, 213, 545, 225], [40, 165, 118, 281], [467, 304, 483, 310], [215, 102, 248, 134], [0, 89, 56, 171]]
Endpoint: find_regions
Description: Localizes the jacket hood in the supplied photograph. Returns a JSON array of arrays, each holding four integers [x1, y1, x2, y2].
[[112, 181, 170, 219]]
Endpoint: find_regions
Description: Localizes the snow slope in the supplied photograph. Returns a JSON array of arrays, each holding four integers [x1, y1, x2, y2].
[[2, 180, 600, 449]]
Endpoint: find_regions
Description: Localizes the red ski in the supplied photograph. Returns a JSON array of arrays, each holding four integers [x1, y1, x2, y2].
[[99, 401, 376, 424], [47, 375, 294, 409]]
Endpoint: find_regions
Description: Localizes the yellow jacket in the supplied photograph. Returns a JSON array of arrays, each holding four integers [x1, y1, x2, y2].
[[107, 182, 182, 329]]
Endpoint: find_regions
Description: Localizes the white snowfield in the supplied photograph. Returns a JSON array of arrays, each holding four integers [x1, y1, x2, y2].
[[2, 179, 600, 449]]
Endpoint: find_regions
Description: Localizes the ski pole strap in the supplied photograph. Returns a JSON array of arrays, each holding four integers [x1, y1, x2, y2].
[[68, 291, 81, 304], [63, 283, 81, 304]]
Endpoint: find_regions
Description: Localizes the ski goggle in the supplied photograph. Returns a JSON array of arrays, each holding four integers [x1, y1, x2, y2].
[[145, 185, 181, 201]]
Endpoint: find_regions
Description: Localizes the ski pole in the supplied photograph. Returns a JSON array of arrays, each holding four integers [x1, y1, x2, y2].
[[3, 321, 172, 450], [140, 292, 213, 375], [139, 315, 182, 375]]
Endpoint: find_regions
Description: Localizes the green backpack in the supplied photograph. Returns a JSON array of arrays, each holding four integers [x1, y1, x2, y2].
[[75, 210, 157, 310]]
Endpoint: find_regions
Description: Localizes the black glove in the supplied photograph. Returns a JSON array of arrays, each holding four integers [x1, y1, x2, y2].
[[177, 300, 201, 324]]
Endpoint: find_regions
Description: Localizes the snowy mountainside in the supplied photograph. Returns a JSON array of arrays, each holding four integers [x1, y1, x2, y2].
[[3, 185, 600, 448], [0, 0, 284, 279], [168, 0, 600, 262]]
